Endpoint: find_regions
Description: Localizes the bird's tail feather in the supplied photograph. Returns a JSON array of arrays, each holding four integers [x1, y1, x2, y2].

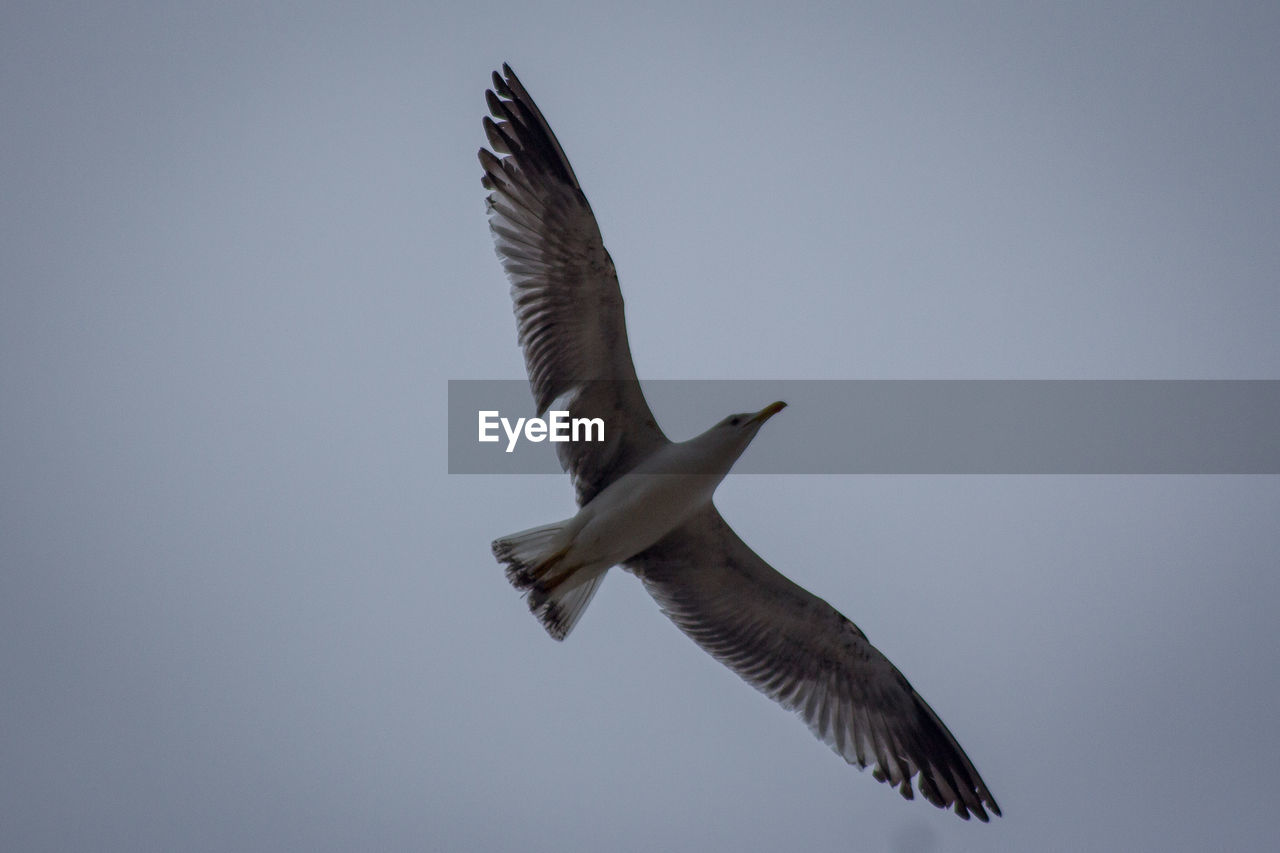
[[492, 521, 604, 641], [492, 521, 568, 587]]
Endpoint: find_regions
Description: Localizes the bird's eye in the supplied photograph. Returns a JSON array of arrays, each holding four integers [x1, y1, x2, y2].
[[729, 416, 741, 426]]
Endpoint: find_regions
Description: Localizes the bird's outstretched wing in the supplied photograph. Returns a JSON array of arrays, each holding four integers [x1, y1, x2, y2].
[[628, 506, 1001, 821], [479, 64, 668, 503]]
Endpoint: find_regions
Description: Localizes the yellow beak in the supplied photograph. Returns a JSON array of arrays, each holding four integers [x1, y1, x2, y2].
[[749, 401, 787, 425]]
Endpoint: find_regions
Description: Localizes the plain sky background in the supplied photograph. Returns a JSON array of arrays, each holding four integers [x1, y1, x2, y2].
[[3, 2, 1278, 851]]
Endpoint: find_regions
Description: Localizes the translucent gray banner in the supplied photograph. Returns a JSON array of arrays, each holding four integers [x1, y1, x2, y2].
[[447, 380, 1280, 474]]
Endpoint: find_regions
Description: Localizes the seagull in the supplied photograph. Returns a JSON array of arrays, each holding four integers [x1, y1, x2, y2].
[[478, 64, 1000, 822]]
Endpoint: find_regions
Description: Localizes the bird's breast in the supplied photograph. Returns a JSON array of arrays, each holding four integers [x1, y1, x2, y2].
[[567, 471, 722, 570]]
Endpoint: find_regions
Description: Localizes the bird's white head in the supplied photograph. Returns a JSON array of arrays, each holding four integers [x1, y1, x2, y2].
[[718, 400, 788, 434], [682, 400, 787, 476]]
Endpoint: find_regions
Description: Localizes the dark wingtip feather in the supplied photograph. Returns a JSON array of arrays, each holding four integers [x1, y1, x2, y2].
[[500, 63, 520, 91], [483, 116, 510, 154], [477, 148, 503, 192], [485, 88, 504, 118], [492, 68, 513, 99]]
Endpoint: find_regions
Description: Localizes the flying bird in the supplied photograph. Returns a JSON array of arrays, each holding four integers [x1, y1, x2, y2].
[[478, 64, 1000, 822]]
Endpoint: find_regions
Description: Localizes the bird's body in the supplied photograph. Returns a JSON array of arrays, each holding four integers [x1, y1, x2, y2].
[[478, 64, 1001, 822], [494, 403, 786, 637]]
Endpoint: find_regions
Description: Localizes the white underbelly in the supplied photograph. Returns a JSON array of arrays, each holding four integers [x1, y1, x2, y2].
[[565, 472, 720, 570]]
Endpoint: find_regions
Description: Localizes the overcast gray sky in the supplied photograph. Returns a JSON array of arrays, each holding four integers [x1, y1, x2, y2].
[[3, 2, 1278, 851]]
